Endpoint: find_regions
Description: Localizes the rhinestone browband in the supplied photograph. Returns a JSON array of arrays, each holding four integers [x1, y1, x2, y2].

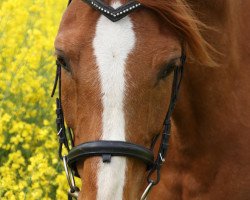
[[84, 0, 142, 22]]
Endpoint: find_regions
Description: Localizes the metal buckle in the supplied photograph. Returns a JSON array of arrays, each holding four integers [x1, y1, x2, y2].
[[159, 153, 165, 163], [68, 189, 79, 199], [140, 181, 154, 200], [57, 128, 63, 136], [62, 155, 79, 199]]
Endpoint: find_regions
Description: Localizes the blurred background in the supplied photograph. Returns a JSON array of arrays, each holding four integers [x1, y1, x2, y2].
[[0, 0, 80, 199]]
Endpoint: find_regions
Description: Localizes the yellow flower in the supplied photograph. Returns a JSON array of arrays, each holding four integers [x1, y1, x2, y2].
[[1, 113, 11, 123], [43, 120, 49, 126], [0, 0, 72, 199]]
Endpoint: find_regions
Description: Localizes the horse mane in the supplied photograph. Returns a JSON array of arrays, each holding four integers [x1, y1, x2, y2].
[[138, 0, 217, 66]]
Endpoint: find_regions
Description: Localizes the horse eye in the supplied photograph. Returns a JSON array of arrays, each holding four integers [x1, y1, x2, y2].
[[56, 56, 71, 72], [158, 63, 176, 80]]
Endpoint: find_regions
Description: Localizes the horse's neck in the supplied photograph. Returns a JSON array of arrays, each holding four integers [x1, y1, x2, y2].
[[149, 2, 250, 199], [173, 0, 250, 150], [168, 0, 250, 194], [190, 0, 250, 55]]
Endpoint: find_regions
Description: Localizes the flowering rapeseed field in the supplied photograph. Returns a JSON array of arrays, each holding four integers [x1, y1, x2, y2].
[[0, 0, 80, 199]]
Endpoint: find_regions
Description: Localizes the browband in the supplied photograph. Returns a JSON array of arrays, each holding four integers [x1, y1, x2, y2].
[[81, 0, 142, 22], [67, 140, 154, 168]]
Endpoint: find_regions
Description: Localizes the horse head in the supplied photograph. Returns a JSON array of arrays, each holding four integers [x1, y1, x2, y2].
[[53, 0, 212, 199]]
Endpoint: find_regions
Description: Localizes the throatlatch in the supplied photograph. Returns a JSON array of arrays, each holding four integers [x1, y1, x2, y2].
[[51, 0, 186, 200]]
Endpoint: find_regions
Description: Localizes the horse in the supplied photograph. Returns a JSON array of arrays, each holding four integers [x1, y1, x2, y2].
[[52, 0, 250, 199]]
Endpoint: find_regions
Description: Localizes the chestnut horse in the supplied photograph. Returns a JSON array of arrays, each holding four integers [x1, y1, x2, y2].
[[53, 0, 250, 199]]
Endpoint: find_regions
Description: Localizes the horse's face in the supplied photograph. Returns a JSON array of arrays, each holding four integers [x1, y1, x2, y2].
[[55, 0, 182, 199]]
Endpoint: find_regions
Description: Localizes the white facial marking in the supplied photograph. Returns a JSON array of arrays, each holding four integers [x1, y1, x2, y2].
[[93, 1, 136, 200]]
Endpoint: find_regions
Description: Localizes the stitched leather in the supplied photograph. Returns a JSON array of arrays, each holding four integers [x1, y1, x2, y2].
[[83, 0, 142, 22], [67, 141, 154, 168]]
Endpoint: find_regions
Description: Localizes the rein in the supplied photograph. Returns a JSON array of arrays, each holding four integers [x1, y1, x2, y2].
[[51, 0, 186, 199]]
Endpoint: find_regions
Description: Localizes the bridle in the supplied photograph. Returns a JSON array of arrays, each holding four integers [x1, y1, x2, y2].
[[51, 0, 186, 199]]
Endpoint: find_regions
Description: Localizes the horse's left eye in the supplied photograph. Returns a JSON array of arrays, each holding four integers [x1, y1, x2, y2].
[[158, 63, 176, 80], [56, 56, 71, 72]]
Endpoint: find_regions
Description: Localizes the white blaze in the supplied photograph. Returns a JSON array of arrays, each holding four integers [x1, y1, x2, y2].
[[93, 1, 136, 200]]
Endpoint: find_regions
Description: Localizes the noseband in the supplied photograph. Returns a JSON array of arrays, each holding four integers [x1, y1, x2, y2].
[[52, 0, 186, 199]]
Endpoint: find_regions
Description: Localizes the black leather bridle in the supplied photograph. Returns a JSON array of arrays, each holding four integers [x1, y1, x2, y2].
[[51, 0, 186, 199]]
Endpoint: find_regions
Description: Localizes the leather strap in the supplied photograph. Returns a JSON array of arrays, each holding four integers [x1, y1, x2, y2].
[[67, 141, 154, 168], [146, 55, 185, 186], [68, 0, 142, 22], [83, 0, 142, 22]]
